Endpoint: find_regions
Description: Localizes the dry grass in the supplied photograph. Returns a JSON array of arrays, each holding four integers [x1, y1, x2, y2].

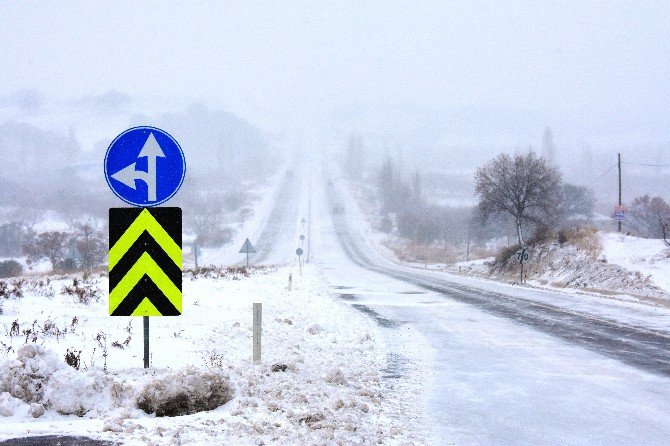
[[387, 240, 459, 265], [559, 226, 603, 258]]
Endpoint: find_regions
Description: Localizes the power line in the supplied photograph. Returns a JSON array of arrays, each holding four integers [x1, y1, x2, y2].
[[586, 164, 617, 188], [622, 161, 670, 168]]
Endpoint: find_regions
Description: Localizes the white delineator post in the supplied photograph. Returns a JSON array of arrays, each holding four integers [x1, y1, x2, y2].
[[253, 303, 262, 363]]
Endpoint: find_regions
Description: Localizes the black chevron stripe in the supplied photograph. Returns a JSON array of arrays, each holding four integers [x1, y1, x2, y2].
[[109, 207, 182, 246], [110, 275, 181, 316], [109, 208, 143, 246], [109, 230, 182, 290]]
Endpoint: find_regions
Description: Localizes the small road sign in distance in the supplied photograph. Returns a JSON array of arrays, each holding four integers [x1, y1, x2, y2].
[[296, 248, 304, 256], [105, 126, 186, 207], [515, 247, 529, 264], [239, 238, 256, 254], [300, 234, 305, 241], [614, 205, 626, 222]]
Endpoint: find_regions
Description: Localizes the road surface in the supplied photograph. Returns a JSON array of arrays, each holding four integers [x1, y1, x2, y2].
[[311, 175, 670, 445]]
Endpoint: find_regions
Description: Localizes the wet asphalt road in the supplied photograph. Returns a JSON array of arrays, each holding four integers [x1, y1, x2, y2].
[[242, 170, 300, 265], [0, 436, 117, 446], [326, 186, 670, 378]]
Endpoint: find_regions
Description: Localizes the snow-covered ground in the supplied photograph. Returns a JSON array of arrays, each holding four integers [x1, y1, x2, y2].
[[600, 232, 670, 293], [0, 266, 420, 445]]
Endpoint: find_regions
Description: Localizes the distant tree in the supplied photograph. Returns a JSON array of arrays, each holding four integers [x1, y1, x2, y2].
[[561, 184, 595, 220], [0, 260, 23, 278], [475, 152, 563, 246], [542, 127, 555, 165], [627, 195, 670, 239], [23, 231, 69, 271], [346, 133, 365, 180], [74, 223, 106, 269], [0, 222, 34, 257], [378, 157, 395, 212], [397, 208, 441, 243], [413, 169, 422, 201], [379, 214, 393, 233]]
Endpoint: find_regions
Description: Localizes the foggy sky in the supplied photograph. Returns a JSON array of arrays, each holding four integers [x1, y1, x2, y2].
[[1, 1, 670, 150]]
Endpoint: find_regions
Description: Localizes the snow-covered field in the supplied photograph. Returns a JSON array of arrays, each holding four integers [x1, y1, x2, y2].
[[600, 232, 670, 294], [0, 265, 419, 445]]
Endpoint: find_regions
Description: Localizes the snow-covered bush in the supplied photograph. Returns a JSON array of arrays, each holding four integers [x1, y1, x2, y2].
[[0, 344, 64, 403], [136, 366, 233, 417], [0, 260, 22, 278], [43, 368, 108, 416]]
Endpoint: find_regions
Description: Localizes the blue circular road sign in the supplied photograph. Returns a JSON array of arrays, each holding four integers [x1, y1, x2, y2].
[[104, 126, 185, 207]]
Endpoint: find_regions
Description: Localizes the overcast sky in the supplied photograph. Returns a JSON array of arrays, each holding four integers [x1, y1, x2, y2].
[[1, 1, 669, 148]]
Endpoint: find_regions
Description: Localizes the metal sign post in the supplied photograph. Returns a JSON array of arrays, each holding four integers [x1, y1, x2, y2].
[[105, 126, 186, 369], [239, 238, 256, 267], [300, 234, 305, 247], [143, 316, 149, 368]]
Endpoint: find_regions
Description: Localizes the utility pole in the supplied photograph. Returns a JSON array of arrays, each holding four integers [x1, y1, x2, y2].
[[618, 153, 622, 232]]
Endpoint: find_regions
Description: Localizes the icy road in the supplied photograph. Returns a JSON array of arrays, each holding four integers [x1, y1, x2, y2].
[[301, 173, 670, 445]]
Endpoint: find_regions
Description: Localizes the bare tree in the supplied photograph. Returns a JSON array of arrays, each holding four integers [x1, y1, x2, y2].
[[75, 223, 106, 269], [562, 183, 595, 220], [23, 231, 69, 271], [475, 152, 562, 246], [627, 195, 670, 240]]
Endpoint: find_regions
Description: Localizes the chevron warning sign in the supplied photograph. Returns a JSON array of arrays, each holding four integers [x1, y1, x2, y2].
[[109, 207, 182, 316]]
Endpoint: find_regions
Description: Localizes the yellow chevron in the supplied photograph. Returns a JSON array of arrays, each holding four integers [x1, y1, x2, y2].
[[109, 252, 182, 314], [131, 297, 162, 316], [109, 209, 182, 270]]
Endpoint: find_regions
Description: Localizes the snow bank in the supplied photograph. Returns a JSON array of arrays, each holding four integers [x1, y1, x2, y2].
[[136, 366, 233, 417], [0, 345, 65, 404], [0, 266, 418, 444]]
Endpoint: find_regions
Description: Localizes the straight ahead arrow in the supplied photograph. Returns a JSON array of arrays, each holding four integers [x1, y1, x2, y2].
[[111, 132, 166, 202]]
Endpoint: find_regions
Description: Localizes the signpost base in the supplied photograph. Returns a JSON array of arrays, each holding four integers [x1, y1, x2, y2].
[[143, 316, 149, 368]]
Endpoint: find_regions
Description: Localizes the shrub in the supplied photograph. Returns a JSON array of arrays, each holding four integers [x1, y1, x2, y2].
[[627, 195, 670, 238], [136, 366, 234, 417], [0, 260, 22, 278], [23, 231, 69, 272], [65, 348, 81, 370], [527, 225, 556, 246], [557, 226, 602, 258], [494, 244, 521, 267], [0, 222, 34, 257]]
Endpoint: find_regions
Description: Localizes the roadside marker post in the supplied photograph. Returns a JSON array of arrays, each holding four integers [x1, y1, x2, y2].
[[253, 303, 262, 363], [239, 238, 256, 267], [105, 126, 185, 369]]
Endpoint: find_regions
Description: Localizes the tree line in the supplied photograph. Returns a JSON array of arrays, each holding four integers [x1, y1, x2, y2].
[[372, 151, 670, 251]]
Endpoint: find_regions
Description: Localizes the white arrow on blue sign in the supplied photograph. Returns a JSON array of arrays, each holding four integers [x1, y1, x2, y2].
[[105, 126, 186, 207]]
